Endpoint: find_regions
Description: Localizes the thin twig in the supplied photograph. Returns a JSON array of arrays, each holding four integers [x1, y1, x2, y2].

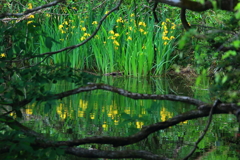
[[0, 0, 64, 18], [182, 99, 221, 160]]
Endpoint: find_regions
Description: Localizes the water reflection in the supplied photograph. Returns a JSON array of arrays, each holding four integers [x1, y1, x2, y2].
[[21, 75, 240, 159]]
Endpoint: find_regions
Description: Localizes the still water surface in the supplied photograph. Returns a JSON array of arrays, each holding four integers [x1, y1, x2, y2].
[[23, 75, 240, 159]]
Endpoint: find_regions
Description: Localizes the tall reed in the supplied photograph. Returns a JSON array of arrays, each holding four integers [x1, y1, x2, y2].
[[37, 3, 179, 76]]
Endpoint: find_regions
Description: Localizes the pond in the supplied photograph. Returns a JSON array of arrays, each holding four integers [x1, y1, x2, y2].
[[22, 74, 240, 159]]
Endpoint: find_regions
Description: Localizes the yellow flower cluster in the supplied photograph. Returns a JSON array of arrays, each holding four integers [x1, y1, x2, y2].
[[161, 18, 176, 45], [28, 3, 33, 9], [92, 21, 98, 25], [57, 19, 93, 41], [127, 36, 132, 41], [138, 21, 147, 35], [27, 3, 34, 24], [136, 121, 144, 129], [160, 107, 173, 122], [59, 20, 74, 34], [80, 33, 90, 41], [108, 30, 120, 49], [116, 17, 124, 23]]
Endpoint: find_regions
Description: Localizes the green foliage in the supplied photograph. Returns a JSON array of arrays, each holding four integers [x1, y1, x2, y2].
[[1, 0, 240, 159], [177, 2, 240, 103]]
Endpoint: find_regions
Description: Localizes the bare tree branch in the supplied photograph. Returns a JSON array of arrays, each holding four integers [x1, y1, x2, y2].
[[180, 8, 190, 30], [0, 116, 170, 159], [155, 0, 212, 12], [154, 0, 238, 12], [65, 147, 171, 160], [7, 83, 205, 109], [6, 83, 240, 115], [0, 0, 65, 19]]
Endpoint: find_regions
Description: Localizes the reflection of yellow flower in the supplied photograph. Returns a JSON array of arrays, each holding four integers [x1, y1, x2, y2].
[[79, 99, 88, 110], [160, 107, 172, 121], [102, 122, 108, 130], [114, 120, 119, 125], [90, 113, 95, 119], [0, 53, 6, 58], [56, 104, 67, 120], [124, 109, 130, 114], [78, 111, 84, 117], [136, 121, 144, 129]]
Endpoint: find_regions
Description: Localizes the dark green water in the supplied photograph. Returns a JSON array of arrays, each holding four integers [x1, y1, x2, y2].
[[23, 75, 240, 159]]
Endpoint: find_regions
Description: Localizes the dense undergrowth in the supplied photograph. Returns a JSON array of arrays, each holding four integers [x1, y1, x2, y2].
[[0, 0, 240, 159]]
